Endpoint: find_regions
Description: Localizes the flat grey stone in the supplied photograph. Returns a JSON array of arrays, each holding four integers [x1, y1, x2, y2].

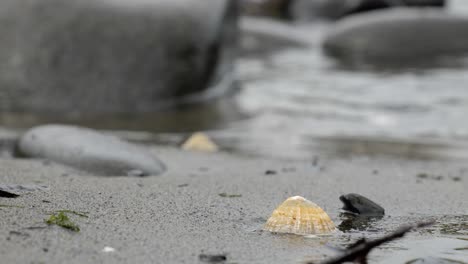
[[17, 125, 166, 176]]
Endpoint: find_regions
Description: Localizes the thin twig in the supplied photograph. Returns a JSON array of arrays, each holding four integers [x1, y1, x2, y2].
[[307, 221, 435, 264]]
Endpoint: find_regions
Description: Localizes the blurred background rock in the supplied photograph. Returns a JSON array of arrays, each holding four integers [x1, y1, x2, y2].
[[0, 0, 238, 115], [241, 0, 446, 20]]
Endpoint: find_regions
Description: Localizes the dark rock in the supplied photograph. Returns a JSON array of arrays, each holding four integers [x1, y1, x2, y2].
[[323, 8, 468, 66], [340, 193, 385, 216], [0, 0, 238, 115], [18, 125, 166, 176]]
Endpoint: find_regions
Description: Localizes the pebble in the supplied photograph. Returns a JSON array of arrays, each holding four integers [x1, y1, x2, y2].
[[339, 193, 385, 216]]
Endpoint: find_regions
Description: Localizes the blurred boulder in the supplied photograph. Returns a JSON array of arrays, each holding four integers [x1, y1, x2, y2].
[[0, 0, 238, 115], [322, 8, 468, 66], [291, 0, 446, 21], [242, 0, 445, 21]]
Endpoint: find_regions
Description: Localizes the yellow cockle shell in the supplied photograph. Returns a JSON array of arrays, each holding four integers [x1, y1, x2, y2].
[[181, 132, 218, 153], [264, 196, 336, 235]]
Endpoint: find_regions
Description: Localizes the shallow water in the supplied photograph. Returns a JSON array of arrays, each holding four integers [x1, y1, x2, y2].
[[2, 1, 468, 162], [246, 214, 468, 263]]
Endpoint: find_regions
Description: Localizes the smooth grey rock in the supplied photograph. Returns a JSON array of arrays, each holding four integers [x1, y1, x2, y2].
[[323, 8, 468, 65], [340, 193, 385, 216], [0, 0, 238, 114], [18, 125, 166, 176], [241, 0, 445, 21]]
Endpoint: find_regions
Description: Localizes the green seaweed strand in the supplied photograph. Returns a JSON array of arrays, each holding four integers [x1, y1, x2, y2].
[[45, 212, 80, 232]]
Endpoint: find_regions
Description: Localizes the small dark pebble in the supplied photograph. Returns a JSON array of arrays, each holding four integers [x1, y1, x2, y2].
[[312, 156, 319, 166], [265, 170, 277, 175], [452, 177, 462, 182], [178, 184, 189, 188], [42, 200, 51, 203], [340, 193, 385, 216], [43, 248, 49, 253], [372, 170, 379, 175], [417, 173, 429, 179], [199, 254, 227, 263]]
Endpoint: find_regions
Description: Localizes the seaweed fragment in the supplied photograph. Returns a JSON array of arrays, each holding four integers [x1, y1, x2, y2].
[[218, 193, 242, 198], [45, 212, 80, 232]]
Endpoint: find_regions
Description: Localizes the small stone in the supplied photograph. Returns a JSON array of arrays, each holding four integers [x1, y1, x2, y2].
[[199, 254, 227, 263], [417, 173, 429, 179], [18, 125, 166, 176], [339, 193, 385, 216]]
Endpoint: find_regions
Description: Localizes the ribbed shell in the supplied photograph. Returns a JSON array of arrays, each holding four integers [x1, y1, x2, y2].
[[181, 132, 218, 152], [264, 196, 336, 235]]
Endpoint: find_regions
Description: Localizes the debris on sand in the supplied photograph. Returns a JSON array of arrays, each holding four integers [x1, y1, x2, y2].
[[218, 193, 242, 198]]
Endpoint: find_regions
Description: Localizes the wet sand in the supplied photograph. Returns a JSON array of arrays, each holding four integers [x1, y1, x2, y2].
[[0, 145, 467, 263]]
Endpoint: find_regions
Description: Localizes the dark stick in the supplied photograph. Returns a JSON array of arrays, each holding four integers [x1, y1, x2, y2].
[[307, 221, 435, 264]]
